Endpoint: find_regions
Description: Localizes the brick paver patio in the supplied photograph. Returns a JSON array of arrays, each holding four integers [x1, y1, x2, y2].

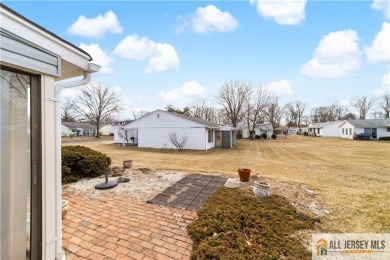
[[62, 194, 197, 259]]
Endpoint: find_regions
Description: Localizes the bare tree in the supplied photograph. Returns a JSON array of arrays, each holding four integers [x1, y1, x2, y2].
[[284, 102, 298, 127], [61, 98, 78, 122], [351, 96, 375, 119], [311, 104, 350, 123], [167, 132, 188, 150], [377, 94, 390, 118], [131, 109, 149, 120], [165, 105, 191, 116], [266, 97, 282, 129], [216, 80, 251, 127], [190, 99, 208, 118], [243, 86, 271, 139], [334, 105, 350, 120], [295, 101, 307, 127], [72, 82, 122, 138]]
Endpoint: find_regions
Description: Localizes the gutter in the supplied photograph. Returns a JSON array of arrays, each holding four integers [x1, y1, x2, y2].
[[52, 63, 100, 260]]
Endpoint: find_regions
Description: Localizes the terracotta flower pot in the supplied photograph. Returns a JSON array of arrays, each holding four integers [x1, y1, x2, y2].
[[238, 168, 251, 182], [123, 160, 133, 169]]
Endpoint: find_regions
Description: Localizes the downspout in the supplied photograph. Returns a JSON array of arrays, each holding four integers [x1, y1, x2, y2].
[[52, 63, 100, 260], [205, 127, 207, 152]]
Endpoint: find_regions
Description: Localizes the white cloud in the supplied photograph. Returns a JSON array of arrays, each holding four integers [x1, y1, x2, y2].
[[365, 22, 390, 63], [159, 81, 205, 103], [249, 0, 307, 25], [301, 30, 361, 78], [371, 0, 390, 19], [193, 5, 239, 33], [264, 80, 293, 96], [79, 43, 114, 74], [113, 35, 180, 73], [373, 71, 390, 96], [68, 11, 123, 38], [177, 5, 239, 34]]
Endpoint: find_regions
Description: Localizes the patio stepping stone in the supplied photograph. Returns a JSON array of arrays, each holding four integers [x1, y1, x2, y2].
[[147, 174, 227, 210]]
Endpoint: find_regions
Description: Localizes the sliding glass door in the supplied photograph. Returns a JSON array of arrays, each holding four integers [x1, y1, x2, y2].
[[0, 68, 41, 259]]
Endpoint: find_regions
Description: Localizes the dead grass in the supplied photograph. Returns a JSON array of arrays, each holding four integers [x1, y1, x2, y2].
[[64, 135, 390, 233]]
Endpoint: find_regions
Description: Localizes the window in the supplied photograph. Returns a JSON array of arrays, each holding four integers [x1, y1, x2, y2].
[[349, 128, 352, 135], [387, 128, 390, 132], [1, 68, 41, 259], [342, 128, 344, 135], [208, 130, 213, 143], [157, 113, 160, 118]]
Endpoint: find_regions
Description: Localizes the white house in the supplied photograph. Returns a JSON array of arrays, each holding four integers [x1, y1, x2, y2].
[[240, 123, 273, 138], [61, 122, 96, 136], [308, 121, 342, 137], [100, 120, 132, 135], [0, 4, 99, 259], [339, 119, 390, 139], [115, 110, 236, 150]]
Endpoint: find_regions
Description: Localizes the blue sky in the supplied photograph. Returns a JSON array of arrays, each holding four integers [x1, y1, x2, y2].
[[5, 1, 390, 117]]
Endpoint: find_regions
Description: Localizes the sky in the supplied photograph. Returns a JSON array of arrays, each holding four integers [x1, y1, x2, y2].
[[4, 0, 390, 118]]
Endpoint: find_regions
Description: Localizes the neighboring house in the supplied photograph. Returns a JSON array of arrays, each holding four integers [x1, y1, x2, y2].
[[61, 122, 97, 136], [100, 120, 133, 135], [288, 127, 299, 135], [274, 126, 288, 134], [339, 119, 390, 139], [308, 121, 341, 137], [115, 110, 236, 150], [299, 126, 309, 134], [240, 123, 273, 138], [0, 4, 99, 259]]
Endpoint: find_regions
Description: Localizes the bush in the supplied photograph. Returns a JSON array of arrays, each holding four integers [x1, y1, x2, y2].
[[255, 135, 261, 139], [303, 132, 308, 136], [271, 134, 277, 139], [62, 145, 111, 183], [261, 133, 267, 139], [379, 136, 390, 141], [187, 188, 314, 259], [236, 131, 243, 139], [109, 133, 114, 136]]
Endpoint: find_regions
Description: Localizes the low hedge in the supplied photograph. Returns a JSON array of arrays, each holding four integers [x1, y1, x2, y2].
[[261, 133, 267, 139], [187, 187, 314, 259], [271, 134, 277, 139], [62, 145, 111, 183], [378, 136, 390, 141]]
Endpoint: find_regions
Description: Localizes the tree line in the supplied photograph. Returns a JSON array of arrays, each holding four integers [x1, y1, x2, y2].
[[62, 81, 390, 137]]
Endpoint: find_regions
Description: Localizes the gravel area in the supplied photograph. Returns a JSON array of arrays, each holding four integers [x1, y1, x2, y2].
[[63, 168, 185, 202]]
